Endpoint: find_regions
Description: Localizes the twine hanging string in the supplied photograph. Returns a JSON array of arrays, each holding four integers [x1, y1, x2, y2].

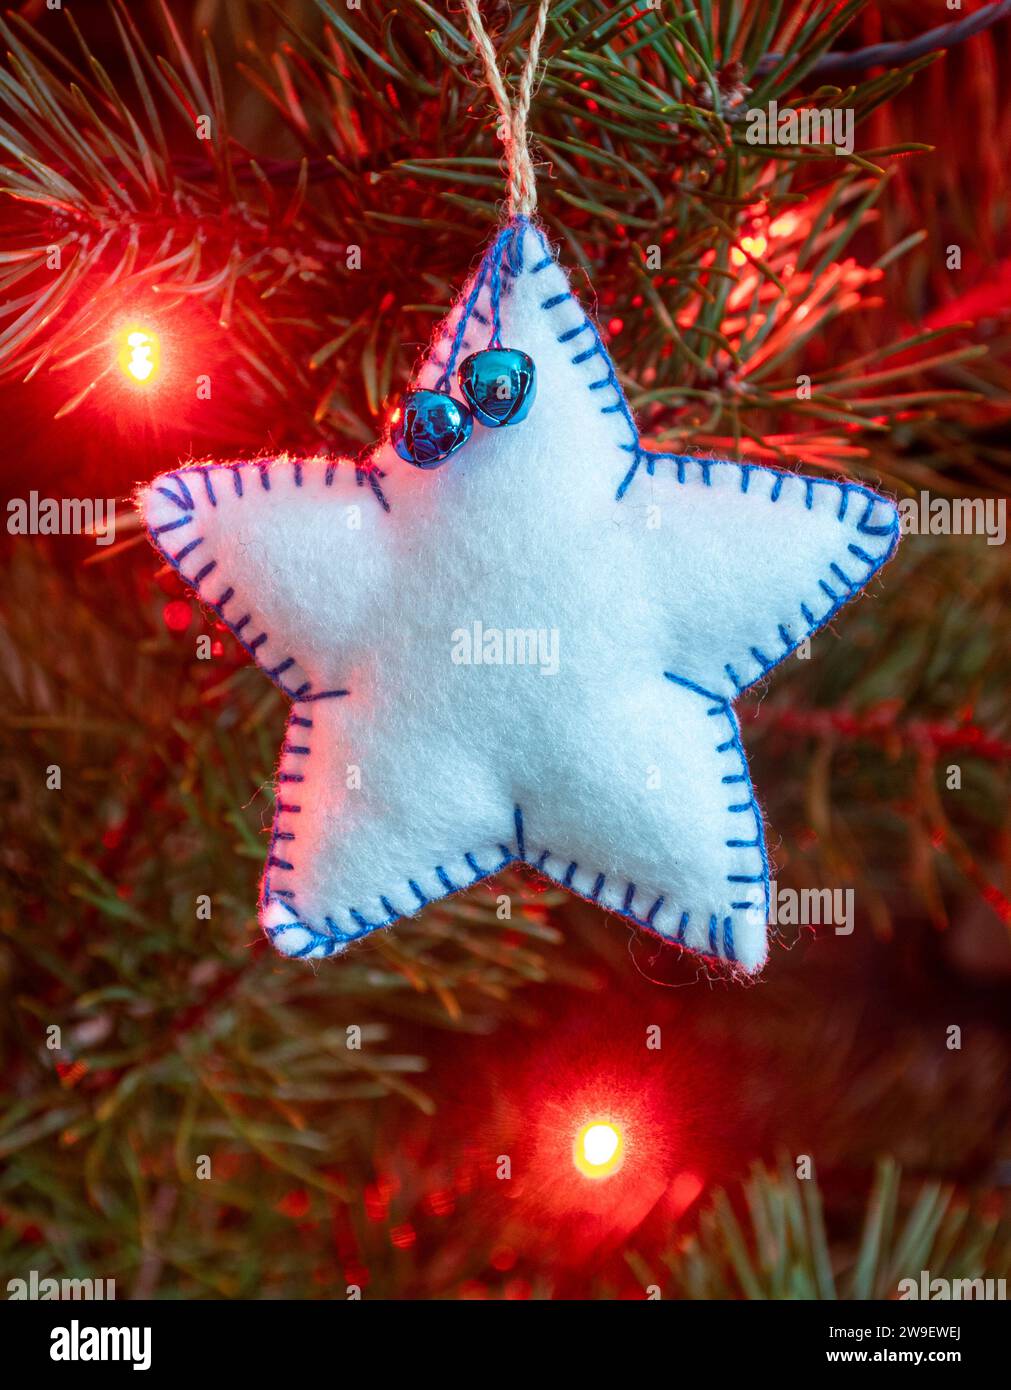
[[462, 0, 550, 217]]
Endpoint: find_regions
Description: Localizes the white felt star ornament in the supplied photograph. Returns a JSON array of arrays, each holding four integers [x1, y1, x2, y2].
[[140, 218, 900, 973]]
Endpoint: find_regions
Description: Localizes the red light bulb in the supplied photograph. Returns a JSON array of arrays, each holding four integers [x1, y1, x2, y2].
[[573, 1120, 624, 1179]]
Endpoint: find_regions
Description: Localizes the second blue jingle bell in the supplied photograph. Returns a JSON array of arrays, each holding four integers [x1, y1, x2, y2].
[[459, 348, 536, 428], [391, 389, 472, 467]]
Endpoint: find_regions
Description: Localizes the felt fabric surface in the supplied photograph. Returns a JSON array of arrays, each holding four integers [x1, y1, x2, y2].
[[139, 216, 900, 974]]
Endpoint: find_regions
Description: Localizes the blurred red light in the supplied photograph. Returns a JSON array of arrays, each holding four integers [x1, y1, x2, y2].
[[276, 1188, 310, 1219], [162, 599, 191, 633], [390, 1223, 416, 1249]]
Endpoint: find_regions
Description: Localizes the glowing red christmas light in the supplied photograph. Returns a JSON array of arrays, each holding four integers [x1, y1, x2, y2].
[[389, 1223, 416, 1250], [573, 1119, 624, 1179], [118, 325, 160, 386], [161, 600, 191, 633]]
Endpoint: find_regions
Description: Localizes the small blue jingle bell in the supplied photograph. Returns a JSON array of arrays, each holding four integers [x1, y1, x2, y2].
[[458, 348, 536, 428], [391, 389, 473, 467]]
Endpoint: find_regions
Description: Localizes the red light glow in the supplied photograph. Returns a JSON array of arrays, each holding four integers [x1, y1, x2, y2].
[[118, 325, 160, 386], [366, 982, 756, 1283], [161, 599, 191, 633], [573, 1120, 624, 1179]]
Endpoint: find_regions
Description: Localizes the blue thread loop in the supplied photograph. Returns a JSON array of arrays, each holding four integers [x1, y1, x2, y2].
[[436, 217, 529, 389]]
